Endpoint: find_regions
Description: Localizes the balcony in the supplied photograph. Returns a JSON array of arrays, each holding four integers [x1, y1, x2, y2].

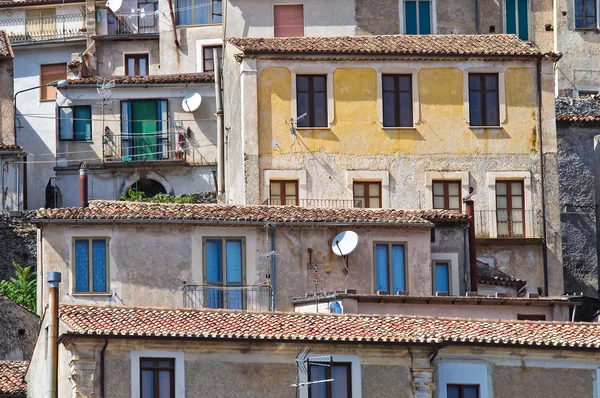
[[102, 130, 188, 163], [262, 198, 362, 208], [182, 284, 271, 311], [96, 7, 158, 38], [474, 209, 542, 240], [1, 14, 86, 44]]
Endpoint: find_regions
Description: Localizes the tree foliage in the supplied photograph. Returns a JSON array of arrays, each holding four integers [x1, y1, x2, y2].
[[0, 262, 37, 312], [118, 187, 195, 204]]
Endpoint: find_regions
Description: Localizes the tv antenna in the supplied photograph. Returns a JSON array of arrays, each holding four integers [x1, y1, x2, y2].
[[332, 231, 359, 269], [97, 78, 116, 105], [292, 347, 334, 390]]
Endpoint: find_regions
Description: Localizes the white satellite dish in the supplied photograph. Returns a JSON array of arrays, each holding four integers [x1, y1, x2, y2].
[[106, 0, 123, 12], [332, 231, 359, 257], [182, 92, 202, 112]]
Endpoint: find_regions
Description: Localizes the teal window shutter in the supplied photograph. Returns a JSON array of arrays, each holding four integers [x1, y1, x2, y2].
[[391, 245, 406, 293], [74, 240, 89, 292], [225, 240, 243, 309], [59, 107, 73, 140], [418, 0, 431, 34], [405, 1, 418, 34], [205, 239, 223, 309], [517, 0, 529, 40], [435, 262, 450, 293], [506, 0, 516, 34], [375, 244, 389, 292], [73, 106, 92, 141]]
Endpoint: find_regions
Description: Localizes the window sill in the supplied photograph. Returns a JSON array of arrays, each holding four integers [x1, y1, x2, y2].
[[176, 23, 222, 28], [469, 126, 503, 132], [39, 98, 57, 102], [574, 27, 599, 32], [294, 126, 331, 131], [59, 140, 93, 143], [70, 292, 112, 297], [382, 126, 417, 130]]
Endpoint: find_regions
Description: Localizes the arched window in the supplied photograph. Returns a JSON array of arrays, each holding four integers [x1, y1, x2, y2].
[[128, 178, 166, 198]]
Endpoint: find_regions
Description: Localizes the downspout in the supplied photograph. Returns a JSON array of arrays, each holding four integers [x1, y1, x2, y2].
[[1, 157, 5, 212], [537, 58, 550, 296], [100, 338, 108, 398], [270, 225, 276, 311], [214, 47, 225, 203], [475, 0, 479, 34], [462, 225, 470, 293], [15, 159, 19, 210], [465, 200, 478, 292], [47, 271, 61, 398], [22, 154, 26, 210], [166, 0, 180, 48]]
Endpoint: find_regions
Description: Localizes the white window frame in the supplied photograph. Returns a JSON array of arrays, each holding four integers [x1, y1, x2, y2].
[[424, 171, 470, 210], [346, 170, 390, 208], [437, 361, 490, 398], [263, 169, 307, 204], [297, 354, 361, 398], [463, 66, 507, 128], [398, 0, 437, 34], [573, 0, 600, 29], [487, 171, 533, 238], [130, 350, 185, 398], [196, 39, 223, 73], [377, 67, 420, 128], [291, 67, 335, 128], [272, 3, 306, 37], [431, 253, 459, 296], [502, 0, 532, 41]]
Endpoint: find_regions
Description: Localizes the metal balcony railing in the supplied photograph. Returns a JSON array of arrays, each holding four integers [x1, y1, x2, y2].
[[106, 8, 158, 36], [182, 284, 271, 311], [262, 198, 363, 208], [102, 130, 187, 162], [474, 209, 542, 239], [1, 14, 86, 43]]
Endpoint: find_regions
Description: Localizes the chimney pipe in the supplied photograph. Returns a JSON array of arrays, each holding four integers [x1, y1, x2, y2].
[[465, 200, 478, 292], [47, 271, 61, 398], [79, 161, 89, 208]]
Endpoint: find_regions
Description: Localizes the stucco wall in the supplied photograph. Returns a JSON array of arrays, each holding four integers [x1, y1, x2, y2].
[[492, 366, 593, 397], [95, 40, 160, 77], [0, 58, 14, 146]]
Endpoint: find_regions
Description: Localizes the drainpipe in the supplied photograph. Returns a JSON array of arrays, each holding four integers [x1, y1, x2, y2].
[[270, 225, 276, 311], [537, 59, 550, 296], [79, 162, 88, 208], [465, 200, 478, 292], [166, 0, 180, 48], [475, 0, 479, 34], [100, 338, 108, 398], [47, 271, 61, 398], [214, 47, 225, 203], [1, 157, 5, 212]]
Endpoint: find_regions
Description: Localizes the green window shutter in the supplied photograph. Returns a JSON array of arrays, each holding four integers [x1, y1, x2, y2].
[[405, 1, 418, 34], [506, 0, 516, 34], [418, 1, 431, 34], [73, 106, 92, 141], [517, 0, 529, 40]]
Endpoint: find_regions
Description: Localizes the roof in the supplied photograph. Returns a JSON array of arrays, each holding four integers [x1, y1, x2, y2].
[[0, 0, 81, 7], [0, 361, 27, 395], [0, 144, 21, 150], [35, 200, 468, 225], [477, 260, 527, 289], [228, 34, 541, 58], [556, 96, 600, 124], [66, 73, 215, 86], [0, 31, 13, 58], [59, 304, 599, 350]]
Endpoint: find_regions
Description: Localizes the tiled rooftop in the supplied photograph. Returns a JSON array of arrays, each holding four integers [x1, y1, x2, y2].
[[0, 361, 27, 395], [477, 260, 526, 289], [556, 96, 600, 123], [228, 34, 541, 58], [0, 144, 21, 150], [36, 200, 468, 225], [66, 73, 215, 86], [0, 30, 13, 58], [0, 0, 80, 7], [60, 304, 598, 349]]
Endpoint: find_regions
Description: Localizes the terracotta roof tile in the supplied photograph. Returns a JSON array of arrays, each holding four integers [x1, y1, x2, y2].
[[36, 200, 467, 225], [228, 34, 540, 58], [60, 304, 599, 349], [0, 144, 21, 150], [0, 31, 13, 58], [0, 361, 27, 395], [67, 73, 215, 86], [477, 260, 527, 289], [556, 96, 600, 123], [0, 0, 81, 7]]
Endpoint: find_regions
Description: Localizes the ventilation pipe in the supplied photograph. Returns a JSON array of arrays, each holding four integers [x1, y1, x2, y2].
[[465, 200, 478, 292], [79, 161, 88, 208], [47, 271, 61, 398]]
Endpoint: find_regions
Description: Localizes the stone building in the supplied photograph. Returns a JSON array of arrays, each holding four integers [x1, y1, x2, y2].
[[0, 295, 38, 361]]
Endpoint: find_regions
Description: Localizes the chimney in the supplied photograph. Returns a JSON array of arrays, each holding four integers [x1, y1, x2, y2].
[[465, 200, 478, 293], [79, 161, 89, 208], [47, 271, 61, 398]]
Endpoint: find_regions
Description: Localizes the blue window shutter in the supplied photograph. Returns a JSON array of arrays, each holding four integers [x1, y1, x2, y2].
[[91, 240, 107, 292], [74, 107, 92, 141], [120, 101, 133, 159], [225, 240, 243, 309], [205, 240, 223, 309], [329, 301, 342, 314], [74, 240, 89, 292], [375, 244, 389, 292], [156, 100, 168, 160], [418, 1, 431, 34], [517, 0, 529, 40], [59, 107, 73, 140], [575, 0, 583, 27], [435, 262, 450, 293], [405, 1, 418, 34], [391, 245, 405, 293], [506, 0, 516, 34]]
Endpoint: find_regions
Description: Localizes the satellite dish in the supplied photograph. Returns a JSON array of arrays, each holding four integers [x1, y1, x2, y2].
[[106, 0, 123, 12], [182, 92, 202, 112], [332, 231, 359, 257]]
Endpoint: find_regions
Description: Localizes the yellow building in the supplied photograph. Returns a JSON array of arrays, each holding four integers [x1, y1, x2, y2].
[[223, 34, 562, 296]]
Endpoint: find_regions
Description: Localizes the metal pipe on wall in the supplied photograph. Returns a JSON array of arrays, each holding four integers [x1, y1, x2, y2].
[[537, 59, 550, 296], [465, 200, 478, 292], [47, 271, 61, 398], [214, 47, 225, 202]]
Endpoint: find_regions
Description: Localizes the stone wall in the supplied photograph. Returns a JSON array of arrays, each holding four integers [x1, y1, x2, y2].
[[0, 213, 36, 282], [0, 295, 38, 360]]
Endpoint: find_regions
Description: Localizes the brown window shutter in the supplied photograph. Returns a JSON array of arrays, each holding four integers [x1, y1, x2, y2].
[[40, 63, 66, 100], [274, 5, 304, 37]]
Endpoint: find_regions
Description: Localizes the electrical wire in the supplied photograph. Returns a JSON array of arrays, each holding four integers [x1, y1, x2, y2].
[[18, 114, 216, 123]]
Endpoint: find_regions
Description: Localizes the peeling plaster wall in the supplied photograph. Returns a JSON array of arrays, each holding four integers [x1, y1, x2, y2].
[[95, 40, 160, 77], [0, 295, 38, 360], [0, 58, 14, 146], [492, 366, 593, 397]]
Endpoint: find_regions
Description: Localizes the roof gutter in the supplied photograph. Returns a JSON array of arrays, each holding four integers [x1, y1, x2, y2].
[[64, 82, 214, 89]]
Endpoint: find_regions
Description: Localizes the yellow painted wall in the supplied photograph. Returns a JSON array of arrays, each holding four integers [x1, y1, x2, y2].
[[257, 65, 538, 156]]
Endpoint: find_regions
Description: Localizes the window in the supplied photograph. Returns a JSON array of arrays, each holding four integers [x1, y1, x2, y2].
[[575, 0, 597, 28], [140, 358, 174, 398], [495, 180, 524, 237], [404, 0, 431, 34], [374, 243, 406, 294], [269, 180, 298, 205], [308, 363, 352, 398], [382, 74, 413, 127], [73, 238, 109, 293], [204, 238, 244, 309], [505, 0, 529, 40], [26, 9, 56, 40], [274, 4, 304, 37], [202, 45, 222, 72], [353, 182, 381, 208], [121, 100, 168, 161], [433, 261, 450, 294], [125, 54, 149, 76], [59, 106, 92, 141], [296, 75, 327, 128], [447, 384, 480, 398], [176, 0, 222, 25], [517, 314, 546, 321], [40, 63, 66, 100], [468, 73, 499, 127], [432, 181, 461, 211]]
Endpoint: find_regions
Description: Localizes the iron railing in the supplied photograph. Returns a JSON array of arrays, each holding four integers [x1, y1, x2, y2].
[[0, 13, 86, 43], [106, 9, 158, 35], [474, 209, 542, 239], [182, 284, 271, 311], [262, 198, 362, 208], [102, 130, 187, 162]]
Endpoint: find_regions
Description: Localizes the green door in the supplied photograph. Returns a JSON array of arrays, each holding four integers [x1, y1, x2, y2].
[[132, 100, 157, 161]]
